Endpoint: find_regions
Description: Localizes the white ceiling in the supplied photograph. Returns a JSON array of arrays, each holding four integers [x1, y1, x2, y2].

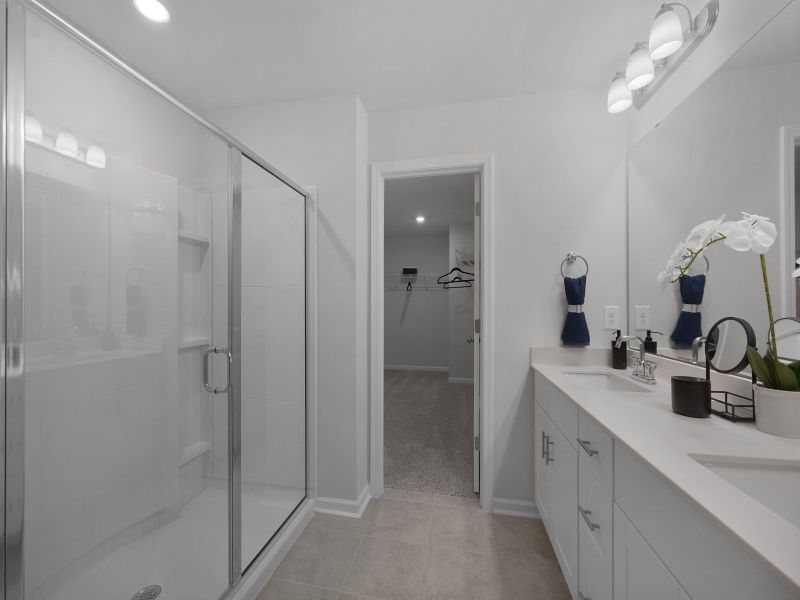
[[725, 0, 800, 70], [385, 174, 474, 236], [42, 0, 663, 113]]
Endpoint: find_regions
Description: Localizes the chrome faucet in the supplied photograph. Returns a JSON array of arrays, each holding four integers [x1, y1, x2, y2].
[[691, 336, 707, 365], [615, 335, 658, 384]]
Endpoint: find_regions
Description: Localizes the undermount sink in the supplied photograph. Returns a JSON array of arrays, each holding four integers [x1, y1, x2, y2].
[[562, 371, 650, 393], [692, 455, 800, 529]]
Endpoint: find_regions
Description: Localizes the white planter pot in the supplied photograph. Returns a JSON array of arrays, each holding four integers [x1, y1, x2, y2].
[[754, 384, 800, 438]]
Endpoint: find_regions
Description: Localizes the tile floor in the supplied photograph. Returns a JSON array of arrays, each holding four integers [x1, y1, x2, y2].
[[257, 488, 570, 600]]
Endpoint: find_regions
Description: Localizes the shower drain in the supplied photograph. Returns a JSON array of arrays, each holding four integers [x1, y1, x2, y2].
[[131, 585, 162, 600]]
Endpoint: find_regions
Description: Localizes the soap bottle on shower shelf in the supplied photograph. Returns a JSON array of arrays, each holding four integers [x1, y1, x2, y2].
[[611, 330, 627, 370]]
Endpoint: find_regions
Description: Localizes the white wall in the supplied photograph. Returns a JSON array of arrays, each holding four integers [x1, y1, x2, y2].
[[209, 95, 369, 503], [448, 223, 475, 381], [384, 234, 450, 369], [370, 90, 628, 503], [627, 0, 792, 146]]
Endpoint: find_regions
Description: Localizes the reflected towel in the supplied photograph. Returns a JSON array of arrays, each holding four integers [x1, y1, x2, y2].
[[561, 275, 590, 347], [670, 274, 705, 349]]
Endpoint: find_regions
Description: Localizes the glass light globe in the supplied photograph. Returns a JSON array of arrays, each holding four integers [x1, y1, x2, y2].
[[626, 43, 655, 90], [607, 72, 632, 114], [649, 5, 684, 60], [55, 132, 79, 158], [86, 145, 106, 168], [24, 115, 43, 144]]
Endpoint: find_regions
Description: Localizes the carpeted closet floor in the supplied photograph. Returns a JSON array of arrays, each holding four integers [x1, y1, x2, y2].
[[384, 369, 475, 498]]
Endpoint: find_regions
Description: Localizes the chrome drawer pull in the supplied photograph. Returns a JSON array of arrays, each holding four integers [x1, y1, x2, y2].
[[541, 431, 547, 459], [545, 435, 554, 464], [578, 593, 591, 600], [578, 505, 600, 531], [577, 438, 599, 457]]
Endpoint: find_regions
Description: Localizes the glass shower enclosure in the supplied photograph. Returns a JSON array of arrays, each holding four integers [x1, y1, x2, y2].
[[1, 1, 310, 599]]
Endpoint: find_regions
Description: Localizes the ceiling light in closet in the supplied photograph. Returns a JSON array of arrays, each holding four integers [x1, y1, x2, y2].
[[607, 72, 632, 114], [133, 0, 171, 23], [415, 216, 426, 223]]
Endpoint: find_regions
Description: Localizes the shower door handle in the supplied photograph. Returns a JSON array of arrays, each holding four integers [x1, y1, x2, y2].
[[203, 346, 232, 394]]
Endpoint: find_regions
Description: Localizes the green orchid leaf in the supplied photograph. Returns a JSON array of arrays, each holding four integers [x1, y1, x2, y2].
[[787, 360, 800, 381], [774, 359, 799, 391], [747, 346, 775, 389]]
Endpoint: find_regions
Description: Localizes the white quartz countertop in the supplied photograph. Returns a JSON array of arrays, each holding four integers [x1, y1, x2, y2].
[[531, 355, 800, 595]]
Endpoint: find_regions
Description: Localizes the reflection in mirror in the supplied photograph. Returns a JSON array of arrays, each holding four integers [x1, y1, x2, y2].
[[770, 317, 800, 360], [706, 317, 756, 374], [628, 0, 800, 363]]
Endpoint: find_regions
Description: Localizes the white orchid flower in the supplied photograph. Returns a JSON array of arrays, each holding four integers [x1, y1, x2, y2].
[[684, 214, 726, 251], [719, 212, 777, 254]]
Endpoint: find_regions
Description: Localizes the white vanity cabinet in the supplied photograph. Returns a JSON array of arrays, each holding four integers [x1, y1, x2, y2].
[[533, 370, 796, 600], [534, 379, 578, 597]]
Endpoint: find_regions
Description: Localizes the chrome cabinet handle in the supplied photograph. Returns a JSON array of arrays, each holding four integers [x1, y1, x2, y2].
[[578, 592, 591, 600], [541, 431, 546, 459], [545, 435, 554, 464], [203, 346, 232, 394], [578, 505, 600, 531], [577, 438, 599, 457]]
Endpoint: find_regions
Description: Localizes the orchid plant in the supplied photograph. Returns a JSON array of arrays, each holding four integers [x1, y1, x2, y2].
[[659, 212, 800, 391]]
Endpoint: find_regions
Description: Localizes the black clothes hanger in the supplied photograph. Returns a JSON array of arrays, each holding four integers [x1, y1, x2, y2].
[[443, 277, 473, 289], [437, 267, 475, 287]]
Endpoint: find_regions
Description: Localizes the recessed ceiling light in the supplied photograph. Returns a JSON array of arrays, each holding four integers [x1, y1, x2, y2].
[[415, 216, 425, 223], [133, 0, 171, 23]]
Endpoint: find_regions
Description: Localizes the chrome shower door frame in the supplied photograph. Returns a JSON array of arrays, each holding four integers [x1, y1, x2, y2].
[[2, 1, 311, 598]]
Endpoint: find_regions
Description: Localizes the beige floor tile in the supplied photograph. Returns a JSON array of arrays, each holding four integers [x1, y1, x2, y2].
[[341, 537, 426, 600], [492, 515, 553, 559], [428, 506, 494, 555], [495, 554, 571, 600], [365, 499, 433, 544], [433, 494, 480, 510], [308, 512, 370, 535], [274, 527, 362, 589], [256, 579, 340, 600], [419, 546, 498, 600], [383, 488, 435, 504]]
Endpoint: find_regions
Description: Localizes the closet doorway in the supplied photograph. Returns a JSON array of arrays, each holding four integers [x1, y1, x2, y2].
[[370, 155, 494, 509]]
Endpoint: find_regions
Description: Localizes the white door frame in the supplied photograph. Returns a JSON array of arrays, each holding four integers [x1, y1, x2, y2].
[[369, 153, 495, 511], [780, 125, 800, 317]]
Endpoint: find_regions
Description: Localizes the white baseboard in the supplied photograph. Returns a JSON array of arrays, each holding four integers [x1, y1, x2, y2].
[[316, 484, 371, 518], [229, 497, 315, 600], [448, 377, 474, 384], [492, 497, 540, 519], [385, 365, 449, 373]]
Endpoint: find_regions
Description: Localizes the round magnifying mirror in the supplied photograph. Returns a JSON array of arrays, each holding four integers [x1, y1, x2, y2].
[[706, 317, 756, 374], [768, 317, 800, 361]]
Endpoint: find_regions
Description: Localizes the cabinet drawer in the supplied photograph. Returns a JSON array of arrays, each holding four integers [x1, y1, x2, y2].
[[578, 410, 614, 495], [578, 452, 613, 561], [535, 373, 578, 448], [579, 515, 612, 600]]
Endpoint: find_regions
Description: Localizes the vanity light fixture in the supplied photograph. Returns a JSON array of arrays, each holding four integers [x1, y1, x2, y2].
[[85, 145, 107, 169], [607, 0, 719, 114], [415, 216, 426, 223], [55, 131, 79, 158], [24, 115, 43, 144], [607, 72, 633, 114], [133, 0, 171, 23]]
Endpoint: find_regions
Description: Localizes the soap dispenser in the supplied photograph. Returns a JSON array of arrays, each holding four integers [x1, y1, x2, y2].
[[611, 330, 627, 369], [644, 330, 662, 354]]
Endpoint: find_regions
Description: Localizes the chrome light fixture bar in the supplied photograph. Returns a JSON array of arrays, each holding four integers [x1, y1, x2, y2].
[[607, 0, 719, 114]]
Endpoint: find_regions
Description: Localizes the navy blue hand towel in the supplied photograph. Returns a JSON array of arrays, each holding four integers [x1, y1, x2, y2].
[[561, 275, 590, 347], [670, 274, 705, 349]]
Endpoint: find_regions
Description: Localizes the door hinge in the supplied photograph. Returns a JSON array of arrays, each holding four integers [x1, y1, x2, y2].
[[474, 318, 480, 334], [475, 202, 481, 217], [474, 436, 480, 451]]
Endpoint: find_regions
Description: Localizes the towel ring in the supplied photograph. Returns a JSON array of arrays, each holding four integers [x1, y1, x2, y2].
[[561, 252, 589, 278], [687, 255, 710, 276]]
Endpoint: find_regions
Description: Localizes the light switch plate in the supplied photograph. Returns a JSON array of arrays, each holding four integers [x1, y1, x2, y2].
[[603, 306, 620, 330], [634, 305, 651, 330]]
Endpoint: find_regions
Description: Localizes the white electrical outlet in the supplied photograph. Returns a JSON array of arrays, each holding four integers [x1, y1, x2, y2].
[[634, 305, 651, 330], [603, 306, 620, 330]]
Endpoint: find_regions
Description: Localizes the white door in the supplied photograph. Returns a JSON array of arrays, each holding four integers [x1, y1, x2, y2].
[[473, 174, 481, 493]]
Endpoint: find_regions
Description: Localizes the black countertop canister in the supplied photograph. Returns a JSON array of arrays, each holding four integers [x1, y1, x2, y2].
[[671, 376, 711, 418]]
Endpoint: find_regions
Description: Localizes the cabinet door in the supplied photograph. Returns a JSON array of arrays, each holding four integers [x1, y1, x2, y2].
[[534, 401, 552, 525], [614, 504, 684, 600], [551, 421, 578, 596]]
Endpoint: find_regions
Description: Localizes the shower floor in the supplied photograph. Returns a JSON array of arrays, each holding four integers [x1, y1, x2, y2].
[[29, 479, 304, 600]]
